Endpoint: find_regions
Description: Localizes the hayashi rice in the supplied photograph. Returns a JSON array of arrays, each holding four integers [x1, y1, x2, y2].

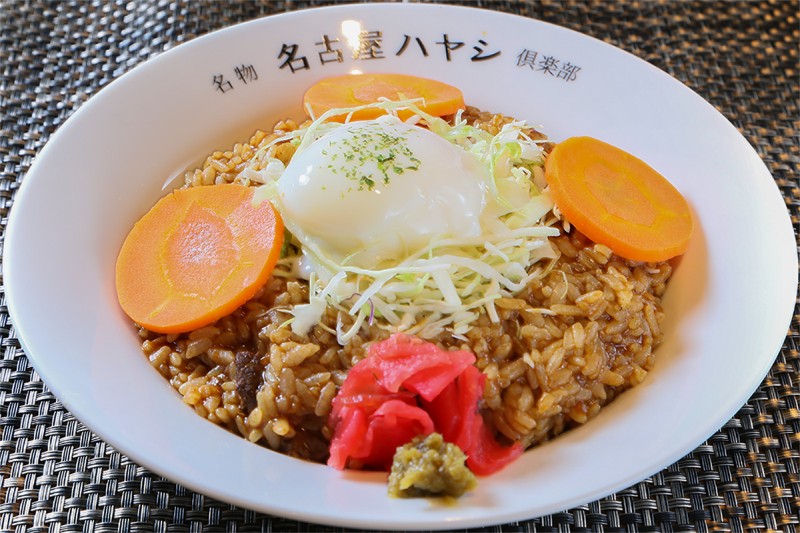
[[131, 104, 674, 482]]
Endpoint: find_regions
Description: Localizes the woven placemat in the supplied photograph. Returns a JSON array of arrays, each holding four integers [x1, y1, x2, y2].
[[0, 0, 797, 531]]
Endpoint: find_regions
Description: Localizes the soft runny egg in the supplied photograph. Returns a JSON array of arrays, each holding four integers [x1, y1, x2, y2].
[[277, 116, 490, 268]]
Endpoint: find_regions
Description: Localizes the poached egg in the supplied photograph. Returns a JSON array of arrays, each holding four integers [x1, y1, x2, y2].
[[276, 116, 490, 269]]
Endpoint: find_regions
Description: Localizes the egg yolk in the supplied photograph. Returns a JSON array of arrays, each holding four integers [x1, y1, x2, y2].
[[277, 116, 490, 268]]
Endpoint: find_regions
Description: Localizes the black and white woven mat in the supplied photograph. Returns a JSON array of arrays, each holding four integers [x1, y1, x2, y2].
[[0, 1, 797, 531]]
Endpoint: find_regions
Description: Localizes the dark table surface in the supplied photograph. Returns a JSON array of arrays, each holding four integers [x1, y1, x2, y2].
[[0, 1, 798, 531]]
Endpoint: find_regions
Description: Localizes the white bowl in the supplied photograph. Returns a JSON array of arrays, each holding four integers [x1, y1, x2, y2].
[[3, 4, 797, 530]]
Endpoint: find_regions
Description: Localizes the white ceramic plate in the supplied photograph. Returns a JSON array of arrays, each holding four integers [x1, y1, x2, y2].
[[4, 4, 797, 530]]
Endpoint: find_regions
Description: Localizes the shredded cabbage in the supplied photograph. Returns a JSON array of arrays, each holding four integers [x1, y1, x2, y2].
[[253, 99, 560, 344]]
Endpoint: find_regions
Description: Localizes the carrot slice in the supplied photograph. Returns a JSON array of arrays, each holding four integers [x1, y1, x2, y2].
[[303, 73, 465, 121], [115, 184, 283, 334], [544, 136, 693, 262]]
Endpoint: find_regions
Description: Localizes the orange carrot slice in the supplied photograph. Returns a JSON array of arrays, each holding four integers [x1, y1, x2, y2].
[[303, 73, 465, 121], [115, 184, 283, 334], [544, 136, 693, 262]]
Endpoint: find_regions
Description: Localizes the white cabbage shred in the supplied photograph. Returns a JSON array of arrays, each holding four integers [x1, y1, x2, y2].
[[253, 99, 560, 344]]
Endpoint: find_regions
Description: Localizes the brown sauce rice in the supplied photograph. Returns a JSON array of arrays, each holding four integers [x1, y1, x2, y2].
[[137, 108, 672, 464]]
